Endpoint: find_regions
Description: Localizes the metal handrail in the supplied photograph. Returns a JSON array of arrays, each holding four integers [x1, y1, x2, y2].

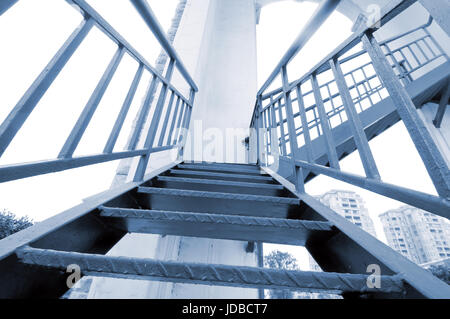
[[257, 0, 341, 96], [251, 0, 450, 215], [0, 0, 198, 183]]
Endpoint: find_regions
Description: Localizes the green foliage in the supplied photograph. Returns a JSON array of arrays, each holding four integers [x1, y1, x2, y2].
[[0, 210, 34, 240], [264, 250, 299, 299], [428, 265, 450, 285]]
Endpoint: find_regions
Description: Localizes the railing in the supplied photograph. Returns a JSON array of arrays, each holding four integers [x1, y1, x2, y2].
[[251, 0, 450, 218], [0, 0, 197, 183]]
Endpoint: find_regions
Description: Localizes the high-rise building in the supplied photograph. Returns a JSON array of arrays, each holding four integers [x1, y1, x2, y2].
[[380, 206, 450, 265], [309, 190, 377, 271], [316, 190, 377, 237]]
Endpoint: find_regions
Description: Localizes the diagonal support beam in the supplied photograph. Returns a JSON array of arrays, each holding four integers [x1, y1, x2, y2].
[[330, 58, 380, 180], [362, 33, 450, 198], [433, 78, 450, 128], [16, 246, 405, 294]]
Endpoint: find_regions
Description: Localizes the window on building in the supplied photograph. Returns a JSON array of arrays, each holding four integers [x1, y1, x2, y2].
[[354, 216, 361, 220], [342, 204, 349, 207], [355, 223, 362, 226], [430, 229, 436, 233]]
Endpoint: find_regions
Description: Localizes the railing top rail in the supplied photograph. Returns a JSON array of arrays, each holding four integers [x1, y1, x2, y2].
[[256, 0, 416, 99], [129, 0, 198, 92], [68, 0, 198, 92], [257, 0, 341, 96]]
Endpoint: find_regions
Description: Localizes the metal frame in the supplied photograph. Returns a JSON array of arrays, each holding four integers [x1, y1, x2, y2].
[[251, 0, 450, 218]]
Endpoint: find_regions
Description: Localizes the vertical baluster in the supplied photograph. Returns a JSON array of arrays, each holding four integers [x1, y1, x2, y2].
[[165, 96, 181, 145], [59, 46, 126, 158], [157, 90, 176, 146], [362, 32, 450, 198], [0, 18, 94, 158], [269, 102, 280, 161], [133, 58, 176, 181], [281, 66, 304, 192], [173, 102, 187, 145], [330, 58, 380, 180], [104, 64, 144, 153], [296, 84, 314, 163], [277, 100, 288, 156], [311, 73, 340, 169], [127, 74, 158, 150], [178, 89, 196, 159]]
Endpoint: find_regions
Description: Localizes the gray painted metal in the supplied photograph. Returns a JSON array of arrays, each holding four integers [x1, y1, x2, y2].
[[0, 0, 18, 15], [311, 73, 340, 169], [153, 175, 287, 196], [137, 187, 301, 218], [177, 163, 264, 175], [168, 169, 275, 183], [58, 46, 126, 158], [0, 18, 94, 158], [329, 58, 381, 180], [362, 33, 450, 198], [295, 159, 450, 218], [258, 0, 341, 95], [99, 206, 334, 246], [16, 246, 405, 294], [262, 166, 450, 299], [433, 78, 450, 128], [129, 0, 198, 91], [104, 64, 144, 153], [157, 91, 176, 146]]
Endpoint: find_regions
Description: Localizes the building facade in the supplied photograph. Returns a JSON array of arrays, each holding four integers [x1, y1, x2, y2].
[[309, 190, 377, 271], [380, 206, 450, 265]]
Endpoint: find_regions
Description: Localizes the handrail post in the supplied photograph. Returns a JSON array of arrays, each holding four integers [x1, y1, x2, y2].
[[281, 66, 305, 193], [362, 32, 450, 198], [295, 84, 314, 163]]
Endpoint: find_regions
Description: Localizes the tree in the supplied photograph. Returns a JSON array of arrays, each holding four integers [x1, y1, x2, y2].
[[428, 265, 450, 285], [0, 210, 33, 240], [264, 250, 299, 299]]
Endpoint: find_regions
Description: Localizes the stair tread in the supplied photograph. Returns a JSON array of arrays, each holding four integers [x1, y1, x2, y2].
[[138, 187, 300, 204], [156, 176, 283, 189], [100, 207, 332, 230], [177, 164, 265, 175], [17, 246, 405, 293], [169, 169, 274, 181]]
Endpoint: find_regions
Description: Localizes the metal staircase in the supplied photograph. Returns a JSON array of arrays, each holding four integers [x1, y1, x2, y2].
[[0, 0, 450, 299]]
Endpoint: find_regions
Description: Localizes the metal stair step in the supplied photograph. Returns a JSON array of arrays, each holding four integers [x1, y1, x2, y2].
[[16, 246, 405, 294], [137, 187, 301, 218], [177, 163, 266, 176], [99, 207, 334, 245], [152, 176, 289, 197], [168, 169, 275, 184], [182, 161, 261, 170]]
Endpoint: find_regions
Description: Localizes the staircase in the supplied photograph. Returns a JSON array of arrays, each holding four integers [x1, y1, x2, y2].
[[2, 161, 449, 298]]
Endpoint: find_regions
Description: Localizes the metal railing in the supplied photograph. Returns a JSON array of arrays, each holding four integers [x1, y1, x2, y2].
[[251, 0, 450, 218], [0, 0, 197, 183]]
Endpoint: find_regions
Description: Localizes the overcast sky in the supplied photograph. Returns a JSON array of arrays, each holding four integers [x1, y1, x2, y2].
[[0, 0, 439, 270]]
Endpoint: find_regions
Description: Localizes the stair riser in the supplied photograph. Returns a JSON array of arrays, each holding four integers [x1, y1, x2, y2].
[[168, 170, 275, 184], [152, 180, 287, 197], [101, 216, 331, 246], [177, 164, 265, 176], [137, 194, 300, 218]]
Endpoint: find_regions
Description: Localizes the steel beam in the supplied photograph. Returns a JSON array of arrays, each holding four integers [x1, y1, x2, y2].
[[418, 0, 450, 37]]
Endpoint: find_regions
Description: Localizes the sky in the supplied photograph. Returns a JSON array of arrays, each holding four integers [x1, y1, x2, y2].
[[0, 0, 441, 270]]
